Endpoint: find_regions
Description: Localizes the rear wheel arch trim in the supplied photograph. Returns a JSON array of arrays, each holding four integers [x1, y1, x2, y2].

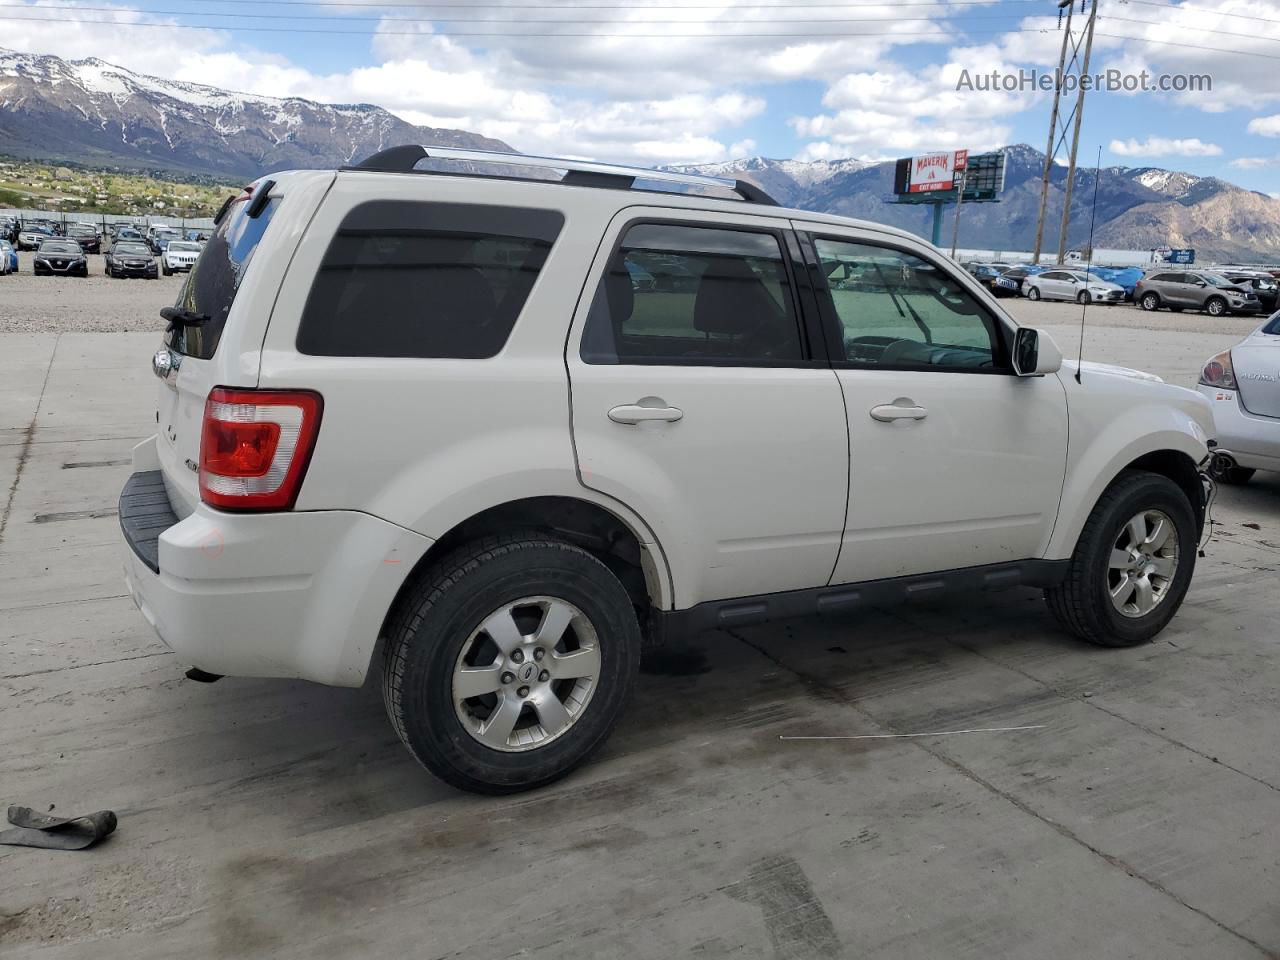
[[379, 493, 675, 643]]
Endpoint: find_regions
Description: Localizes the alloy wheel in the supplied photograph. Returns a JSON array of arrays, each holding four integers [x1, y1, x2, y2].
[[452, 596, 601, 752], [1107, 509, 1179, 618]]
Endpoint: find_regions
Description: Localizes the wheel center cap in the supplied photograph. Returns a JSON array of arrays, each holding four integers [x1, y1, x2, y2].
[[518, 662, 538, 684]]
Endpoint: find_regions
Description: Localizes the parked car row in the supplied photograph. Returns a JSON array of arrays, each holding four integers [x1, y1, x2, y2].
[[963, 260, 1279, 317], [0, 221, 209, 280]]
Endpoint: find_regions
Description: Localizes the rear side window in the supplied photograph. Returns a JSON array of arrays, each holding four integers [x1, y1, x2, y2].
[[580, 223, 803, 365], [168, 194, 281, 360], [296, 201, 563, 359]]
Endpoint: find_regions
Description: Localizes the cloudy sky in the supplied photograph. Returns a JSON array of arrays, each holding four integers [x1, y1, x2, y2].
[[5, 0, 1280, 189]]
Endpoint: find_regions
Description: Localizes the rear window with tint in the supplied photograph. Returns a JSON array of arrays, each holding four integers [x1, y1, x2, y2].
[[296, 201, 563, 359], [166, 193, 281, 360]]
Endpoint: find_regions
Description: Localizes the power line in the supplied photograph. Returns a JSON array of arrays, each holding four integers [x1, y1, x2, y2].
[[1104, 14, 1280, 42], [1094, 30, 1280, 58], [1124, 0, 1280, 25], [0, 14, 1047, 35], [0, 3, 1053, 22], [5, 9, 1280, 57], [93, 0, 1051, 6]]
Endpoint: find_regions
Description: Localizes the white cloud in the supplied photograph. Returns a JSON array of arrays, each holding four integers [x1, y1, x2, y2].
[[1109, 137, 1223, 157], [1248, 115, 1280, 137], [1230, 156, 1272, 169]]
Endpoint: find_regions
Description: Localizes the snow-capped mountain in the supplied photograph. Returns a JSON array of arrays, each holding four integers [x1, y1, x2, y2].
[[664, 156, 871, 206], [0, 48, 510, 177], [680, 145, 1280, 261]]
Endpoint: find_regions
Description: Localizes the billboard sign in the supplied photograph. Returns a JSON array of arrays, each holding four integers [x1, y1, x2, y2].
[[895, 150, 969, 194], [891, 151, 1005, 204]]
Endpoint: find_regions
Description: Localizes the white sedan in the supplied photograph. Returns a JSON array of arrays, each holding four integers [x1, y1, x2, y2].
[[1198, 312, 1280, 483], [1025, 269, 1127, 304]]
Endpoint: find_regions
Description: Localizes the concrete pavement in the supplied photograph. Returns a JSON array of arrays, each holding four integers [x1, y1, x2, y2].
[[1, 321, 1278, 959]]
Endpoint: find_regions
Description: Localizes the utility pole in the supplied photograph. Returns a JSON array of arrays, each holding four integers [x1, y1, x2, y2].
[[950, 169, 969, 259], [1032, 0, 1097, 264], [1055, 0, 1099, 265]]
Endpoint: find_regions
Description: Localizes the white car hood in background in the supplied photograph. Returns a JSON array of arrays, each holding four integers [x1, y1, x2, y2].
[[1065, 359, 1165, 383]]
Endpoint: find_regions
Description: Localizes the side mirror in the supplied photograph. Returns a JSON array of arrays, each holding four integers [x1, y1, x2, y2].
[[1012, 327, 1063, 377]]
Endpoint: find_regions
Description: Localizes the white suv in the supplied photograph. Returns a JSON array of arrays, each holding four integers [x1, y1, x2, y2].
[[161, 240, 202, 276], [120, 147, 1215, 793]]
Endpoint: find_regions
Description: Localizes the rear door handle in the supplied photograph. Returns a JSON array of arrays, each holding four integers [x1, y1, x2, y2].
[[870, 401, 928, 422], [608, 399, 684, 424]]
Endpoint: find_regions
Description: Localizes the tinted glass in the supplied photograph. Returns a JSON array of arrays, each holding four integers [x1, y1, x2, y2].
[[580, 223, 802, 365], [813, 238, 1002, 370], [115, 243, 151, 256], [297, 201, 563, 359], [167, 195, 281, 360]]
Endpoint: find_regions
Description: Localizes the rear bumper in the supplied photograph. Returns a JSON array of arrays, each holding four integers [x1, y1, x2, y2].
[[1197, 385, 1280, 472], [121, 437, 434, 686]]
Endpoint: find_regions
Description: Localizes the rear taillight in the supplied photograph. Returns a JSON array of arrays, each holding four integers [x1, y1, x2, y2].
[[1199, 350, 1237, 390], [199, 388, 322, 511]]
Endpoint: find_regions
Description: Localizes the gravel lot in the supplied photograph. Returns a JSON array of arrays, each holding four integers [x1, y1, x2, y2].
[[0, 253, 183, 334]]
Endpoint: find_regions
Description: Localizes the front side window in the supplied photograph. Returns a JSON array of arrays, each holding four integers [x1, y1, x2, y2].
[[580, 223, 803, 365], [812, 238, 1004, 370], [297, 201, 562, 359]]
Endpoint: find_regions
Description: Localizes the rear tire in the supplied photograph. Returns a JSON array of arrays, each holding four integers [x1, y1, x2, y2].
[[1045, 471, 1197, 647], [382, 532, 641, 794], [1140, 292, 1161, 311], [1027, 286, 1041, 301]]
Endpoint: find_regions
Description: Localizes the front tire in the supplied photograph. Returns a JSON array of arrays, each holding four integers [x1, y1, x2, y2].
[[382, 533, 641, 794], [1045, 471, 1197, 647], [1205, 297, 1226, 317], [1077, 290, 1091, 305]]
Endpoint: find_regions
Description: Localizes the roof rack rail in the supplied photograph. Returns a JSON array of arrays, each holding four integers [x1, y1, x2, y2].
[[350, 145, 779, 206]]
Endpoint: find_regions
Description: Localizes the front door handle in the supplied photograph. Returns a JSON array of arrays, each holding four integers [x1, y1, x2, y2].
[[608, 398, 684, 424], [870, 400, 928, 422]]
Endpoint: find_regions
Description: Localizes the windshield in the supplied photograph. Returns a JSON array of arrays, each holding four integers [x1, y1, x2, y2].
[[115, 243, 151, 256], [1201, 274, 1233, 286], [39, 241, 80, 255], [169, 242, 200, 252], [167, 192, 281, 359]]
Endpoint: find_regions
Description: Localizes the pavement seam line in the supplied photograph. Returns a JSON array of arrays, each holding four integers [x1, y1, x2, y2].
[[928, 620, 1280, 796], [1, 649, 170, 681], [723, 626, 1278, 960], [0, 334, 60, 545]]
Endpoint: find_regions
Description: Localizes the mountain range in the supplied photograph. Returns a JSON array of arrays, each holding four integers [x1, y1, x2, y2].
[[3, 48, 1279, 260], [0, 48, 509, 178], [671, 148, 1280, 262]]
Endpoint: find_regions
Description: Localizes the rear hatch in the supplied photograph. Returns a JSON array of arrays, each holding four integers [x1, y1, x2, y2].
[[155, 182, 289, 517], [1233, 319, 1280, 419]]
